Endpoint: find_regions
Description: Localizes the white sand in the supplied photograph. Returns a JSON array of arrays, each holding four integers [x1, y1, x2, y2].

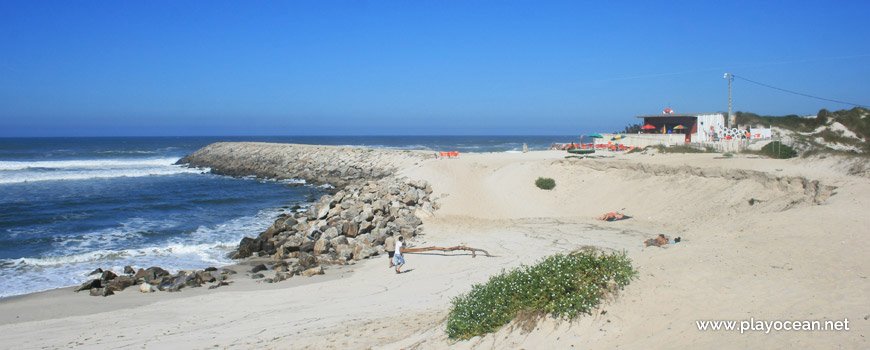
[[1, 150, 867, 349]]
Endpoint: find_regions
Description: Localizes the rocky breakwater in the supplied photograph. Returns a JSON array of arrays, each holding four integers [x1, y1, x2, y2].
[[176, 142, 428, 188], [236, 177, 438, 270], [75, 143, 437, 297]]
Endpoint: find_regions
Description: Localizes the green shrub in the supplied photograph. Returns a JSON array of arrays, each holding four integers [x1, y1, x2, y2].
[[656, 145, 707, 153], [759, 141, 798, 159], [723, 152, 734, 157], [535, 177, 556, 190], [627, 147, 643, 154], [446, 250, 636, 340]]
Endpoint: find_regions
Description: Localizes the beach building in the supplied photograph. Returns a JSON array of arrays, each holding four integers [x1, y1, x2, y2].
[[590, 111, 773, 152], [595, 112, 726, 149], [635, 112, 726, 143]]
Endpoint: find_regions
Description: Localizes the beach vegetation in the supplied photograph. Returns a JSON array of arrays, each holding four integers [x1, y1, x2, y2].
[[534, 177, 556, 190], [723, 152, 734, 157], [445, 249, 636, 340], [654, 145, 710, 153], [626, 147, 643, 154], [737, 107, 870, 155], [758, 141, 798, 159], [616, 123, 643, 134]]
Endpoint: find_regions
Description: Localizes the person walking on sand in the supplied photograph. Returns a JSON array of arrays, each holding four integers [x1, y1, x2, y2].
[[384, 233, 396, 268], [394, 236, 405, 274]]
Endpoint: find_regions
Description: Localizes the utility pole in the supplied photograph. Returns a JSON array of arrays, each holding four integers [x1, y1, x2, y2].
[[724, 73, 734, 128]]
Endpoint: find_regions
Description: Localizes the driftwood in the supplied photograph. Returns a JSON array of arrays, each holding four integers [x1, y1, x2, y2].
[[402, 245, 491, 258]]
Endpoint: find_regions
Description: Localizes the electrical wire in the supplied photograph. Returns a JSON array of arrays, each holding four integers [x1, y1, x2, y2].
[[732, 74, 869, 108]]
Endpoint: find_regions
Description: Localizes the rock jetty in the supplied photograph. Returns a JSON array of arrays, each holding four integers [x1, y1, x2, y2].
[[79, 142, 439, 296], [176, 142, 428, 188], [236, 176, 438, 263]]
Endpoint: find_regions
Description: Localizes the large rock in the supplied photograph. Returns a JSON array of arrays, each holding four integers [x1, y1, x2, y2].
[[139, 283, 157, 293], [301, 267, 324, 277], [344, 222, 359, 237], [321, 226, 339, 240], [107, 275, 137, 292], [281, 236, 305, 252], [101, 270, 118, 282], [235, 237, 259, 259], [296, 253, 316, 269], [158, 275, 190, 292], [75, 279, 101, 292], [251, 264, 268, 273], [314, 239, 331, 254], [136, 267, 170, 285]]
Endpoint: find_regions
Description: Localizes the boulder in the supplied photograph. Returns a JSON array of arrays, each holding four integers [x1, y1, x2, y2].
[[139, 283, 157, 293], [100, 270, 118, 282], [235, 237, 259, 259], [297, 252, 318, 269], [158, 275, 190, 292], [301, 267, 324, 277], [75, 279, 101, 292], [414, 207, 434, 221], [280, 217, 298, 231], [137, 267, 170, 285], [322, 226, 339, 240], [344, 222, 359, 237], [274, 272, 292, 282], [281, 236, 305, 252], [251, 264, 268, 273], [107, 275, 137, 292], [124, 266, 136, 275], [330, 236, 348, 247], [352, 245, 377, 261], [88, 268, 103, 276], [359, 221, 374, 234], [314, 239, 331, 254], [299, 241, 315, 253], [90, 288, 112, 297]]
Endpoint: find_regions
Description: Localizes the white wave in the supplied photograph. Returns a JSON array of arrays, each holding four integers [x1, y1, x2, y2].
[[0, 195, 306, 298], [0, 166, 207, 184], [10, 240, 237, 268], [0, 157, 184, 171]]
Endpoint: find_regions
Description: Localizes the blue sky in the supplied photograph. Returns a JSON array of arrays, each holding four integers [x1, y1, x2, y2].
[[1, 1, 868, 136]]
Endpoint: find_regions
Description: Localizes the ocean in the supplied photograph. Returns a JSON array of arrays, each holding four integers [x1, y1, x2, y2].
[[0, 135, 577, 298]]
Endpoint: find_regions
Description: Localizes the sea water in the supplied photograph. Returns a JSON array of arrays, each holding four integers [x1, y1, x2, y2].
[[0, 135, 575, 298]]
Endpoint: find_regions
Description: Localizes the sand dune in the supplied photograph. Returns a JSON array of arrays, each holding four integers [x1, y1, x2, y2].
[[1, 149, 867, 349]]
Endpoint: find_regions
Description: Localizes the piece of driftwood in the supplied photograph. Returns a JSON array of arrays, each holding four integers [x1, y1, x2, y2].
[[402, 245, 491, 258]]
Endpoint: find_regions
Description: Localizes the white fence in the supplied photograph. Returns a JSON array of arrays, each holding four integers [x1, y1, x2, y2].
[[688, 140, 750, 153]]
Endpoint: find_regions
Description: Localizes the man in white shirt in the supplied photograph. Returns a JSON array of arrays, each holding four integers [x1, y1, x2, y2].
[[394, 236, 405, 274]]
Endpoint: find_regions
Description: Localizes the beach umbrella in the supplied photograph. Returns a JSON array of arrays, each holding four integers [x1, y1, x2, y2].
[[588, 133, 603, 138], [641, 124, 656, 130], [673, 125, 686, 129]]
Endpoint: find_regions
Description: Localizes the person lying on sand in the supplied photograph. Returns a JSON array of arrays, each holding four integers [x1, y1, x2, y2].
[[596, 212, 626, 221]]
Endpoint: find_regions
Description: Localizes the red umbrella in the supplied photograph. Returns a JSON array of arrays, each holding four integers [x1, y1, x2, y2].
[[641, 124, 656, 130]]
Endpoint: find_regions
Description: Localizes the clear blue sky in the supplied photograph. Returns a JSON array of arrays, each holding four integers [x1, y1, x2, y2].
[[1, 1, 868, 136]]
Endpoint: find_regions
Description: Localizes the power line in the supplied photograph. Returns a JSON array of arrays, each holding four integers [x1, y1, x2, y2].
[[732, 74, 869, 108]]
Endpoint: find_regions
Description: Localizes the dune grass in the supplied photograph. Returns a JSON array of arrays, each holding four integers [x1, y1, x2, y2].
[[445, 249, 636, 340], [535, 177, 556, 190]]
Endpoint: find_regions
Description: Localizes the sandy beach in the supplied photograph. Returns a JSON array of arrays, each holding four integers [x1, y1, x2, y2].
[[1, 149, 867, 349]]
